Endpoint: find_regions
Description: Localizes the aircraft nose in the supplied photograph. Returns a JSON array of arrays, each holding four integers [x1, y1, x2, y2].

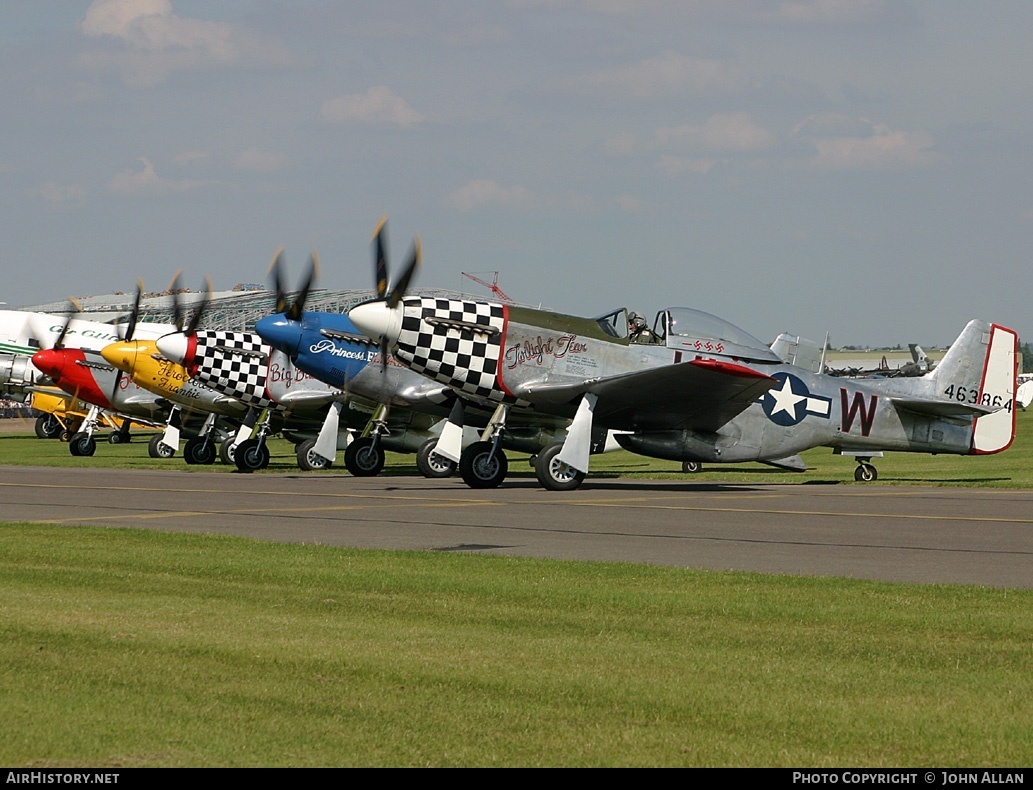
[[156, 332, 193, 366], [255, 315, 302, 357], [100, 340, 137, 373], [31, 349, 61, 381], [349, 301, 402, 345]]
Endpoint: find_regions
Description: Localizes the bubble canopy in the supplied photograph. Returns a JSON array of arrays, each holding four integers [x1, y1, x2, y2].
[[663, 306, 780, 363]]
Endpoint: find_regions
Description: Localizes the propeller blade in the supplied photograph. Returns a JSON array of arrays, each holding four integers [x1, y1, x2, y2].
[[53, 298, 82, 350], [267, 247, 287, 315], [186, 277, 212, 334], [123, 281, 143, 342], [372, 215, 389, 299], [387, 235, 421, 309], [286, 251, 318, 321], [167, 270, 185, 331]]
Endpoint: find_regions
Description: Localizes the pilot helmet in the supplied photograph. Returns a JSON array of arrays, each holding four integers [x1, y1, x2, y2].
[[630, 314, 646, 331]]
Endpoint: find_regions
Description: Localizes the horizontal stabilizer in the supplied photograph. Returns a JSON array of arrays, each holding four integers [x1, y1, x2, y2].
[[888, 397, 994, 419]]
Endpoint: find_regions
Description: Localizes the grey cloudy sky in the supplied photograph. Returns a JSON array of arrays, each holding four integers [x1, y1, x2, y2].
[[2, 0, 1031, 347]]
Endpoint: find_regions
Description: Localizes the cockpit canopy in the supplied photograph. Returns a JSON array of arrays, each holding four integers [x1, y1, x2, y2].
[[660, 307, 781, 363]]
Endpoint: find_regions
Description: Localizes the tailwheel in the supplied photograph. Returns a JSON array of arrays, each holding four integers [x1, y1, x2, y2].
[[416, 438, 455, 478], [184, 437, 217, 465], [682, 461, 702, 473], [148, 434, 176, 459], [344, 437, 385, 477], [535, 443, 585, 491], [234, 438, 270, 472], [459, 441, 508, 489], [854, 463, 878, 482], [296, 438, 333, 471], [69, 431, 96, 457]]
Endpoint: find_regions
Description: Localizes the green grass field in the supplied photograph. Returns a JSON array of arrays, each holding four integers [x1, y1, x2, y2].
[[1, 410, 1031, 766]]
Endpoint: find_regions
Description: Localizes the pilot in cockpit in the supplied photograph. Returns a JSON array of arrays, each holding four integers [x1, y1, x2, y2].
[[628, 312, 659, 344]]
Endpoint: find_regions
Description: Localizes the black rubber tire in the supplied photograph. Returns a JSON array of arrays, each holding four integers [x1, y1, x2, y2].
[[184, 437, 217, 465], [854, 464, 877, 482], [459, 441, 508, 489], [220, 439, 237, 465], [344, 437, 385, 477], [534, 443, 585, 491], [148, 434, 176, 459], [415, 439, 455, 478], [234, 438, 270, 472], [69, 432, 96, 457], [35, 414, 62, 439], [296, 438, 333, 471]]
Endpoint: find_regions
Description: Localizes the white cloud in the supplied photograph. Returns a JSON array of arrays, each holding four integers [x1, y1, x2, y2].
[[579, 52, 741, 99], [79, 0, 289, 86], [770, 0, 888, 25], [444, 180, 595, 213], [34, 182, 87, 205], [655, 156, 718, 176], [107, 157, 212, 195], [445, 179, 536, 211], [320, 86, 427, 127], [657, 113, 775, 153], [234, 148, 286, 173], [793, 116, 939, 170]]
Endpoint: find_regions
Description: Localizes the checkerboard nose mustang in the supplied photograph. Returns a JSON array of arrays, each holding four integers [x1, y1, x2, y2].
[[349, 234, 1018, 492]]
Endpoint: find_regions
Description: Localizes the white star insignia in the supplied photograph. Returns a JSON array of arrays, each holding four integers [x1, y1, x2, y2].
[[768, 376, 806, 418]]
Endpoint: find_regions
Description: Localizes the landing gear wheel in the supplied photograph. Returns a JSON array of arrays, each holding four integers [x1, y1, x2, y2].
[[416, 439, 455, 478], [344, 437, 385, 477], [59, 430, 73, 442], [535, 443, 585, 491], [459, 441, 508, 489], [148, 434, 176, 459], [108, 431, 126, 445], [184, 437, 217, 465], [69, 432, 96, 457], [854, 463, 878, 482], [296, 438, 333, 471], [220, 439, 237, 465], [234, 438, 270, 472], [35, 414, 62, 439], [682, 461, 702, 473]]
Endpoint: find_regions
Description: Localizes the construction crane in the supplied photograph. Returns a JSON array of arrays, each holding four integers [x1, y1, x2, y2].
[[462, 271, 513, 303]]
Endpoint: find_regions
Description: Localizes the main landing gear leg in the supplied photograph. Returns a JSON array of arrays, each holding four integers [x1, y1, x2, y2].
[[345, 403, 390, 477], [69, 405, 101, 457], [459, 404, 509, 489], [234, 409, 272, 472]]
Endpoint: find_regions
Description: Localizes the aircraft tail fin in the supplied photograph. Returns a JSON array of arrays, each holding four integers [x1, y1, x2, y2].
[[928, 320, 1017, 454]]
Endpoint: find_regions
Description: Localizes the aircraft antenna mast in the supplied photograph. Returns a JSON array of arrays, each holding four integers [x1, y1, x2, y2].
[[462, 271, 513, 303]]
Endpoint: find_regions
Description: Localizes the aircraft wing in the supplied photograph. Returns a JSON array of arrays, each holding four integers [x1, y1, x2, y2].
[[522, 358, 776, 433]]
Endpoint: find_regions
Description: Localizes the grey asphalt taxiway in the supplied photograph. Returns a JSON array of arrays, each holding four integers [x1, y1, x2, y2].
[[2, 465, 1032, 588]]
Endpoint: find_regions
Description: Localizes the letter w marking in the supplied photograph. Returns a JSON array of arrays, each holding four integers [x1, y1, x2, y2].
[[840, 389, 878, 437]]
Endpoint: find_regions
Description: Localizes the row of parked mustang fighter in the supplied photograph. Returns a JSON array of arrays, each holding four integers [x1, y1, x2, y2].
[[1, 219, 1020, 490]]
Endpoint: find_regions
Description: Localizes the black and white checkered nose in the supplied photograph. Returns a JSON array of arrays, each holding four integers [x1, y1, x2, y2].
[[349, 301, 402, 346]]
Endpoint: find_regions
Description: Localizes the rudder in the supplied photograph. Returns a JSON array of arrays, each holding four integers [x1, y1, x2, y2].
[[931, 320, 1017, 454]]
